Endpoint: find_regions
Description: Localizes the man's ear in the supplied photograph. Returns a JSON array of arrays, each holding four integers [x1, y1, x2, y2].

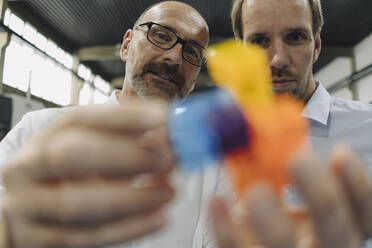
[[313, 29, 322, 64], [120, 29, 133, 62]]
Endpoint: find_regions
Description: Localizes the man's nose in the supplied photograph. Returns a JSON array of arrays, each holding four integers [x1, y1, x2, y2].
[[268, 40, 289, 70], [162, 43, 183, 65]]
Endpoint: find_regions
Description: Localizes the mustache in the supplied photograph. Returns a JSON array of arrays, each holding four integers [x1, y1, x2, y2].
[[141, 62, 185, 88], [271, 67, 293, 79]]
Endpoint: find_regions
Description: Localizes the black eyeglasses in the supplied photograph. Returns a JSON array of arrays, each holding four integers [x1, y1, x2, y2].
[[137, 22, 207, 67]]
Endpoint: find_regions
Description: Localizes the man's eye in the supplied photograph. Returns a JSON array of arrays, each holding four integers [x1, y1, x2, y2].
[[153, 31, 172, 42], [184, 46, 199, 58], [286, 32, 307, 43], [250, 36, 270, 47]]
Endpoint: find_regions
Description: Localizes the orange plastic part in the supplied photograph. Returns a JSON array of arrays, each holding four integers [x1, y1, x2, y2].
[[226, 96, 307, 196], [207, 40, 308, 196]]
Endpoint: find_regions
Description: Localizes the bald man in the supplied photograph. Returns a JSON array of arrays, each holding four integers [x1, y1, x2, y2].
[[0, 2, 215, 248]]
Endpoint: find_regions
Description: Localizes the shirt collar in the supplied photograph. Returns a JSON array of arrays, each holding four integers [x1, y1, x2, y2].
[[107, 87, 332, 125], [104, 90, 121, 106], [301, 82, 331, 125]]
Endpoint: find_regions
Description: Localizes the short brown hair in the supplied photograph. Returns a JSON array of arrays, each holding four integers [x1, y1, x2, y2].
[[231, 0, 324, 39]]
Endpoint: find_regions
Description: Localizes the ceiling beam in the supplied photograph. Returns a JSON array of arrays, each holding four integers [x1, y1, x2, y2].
[[77, 44, 121, 61], [7, 1, 75, 53]]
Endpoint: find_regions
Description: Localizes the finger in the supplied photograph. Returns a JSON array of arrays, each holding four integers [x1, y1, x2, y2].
[[245, 184, 296, 248], [3, 128, 173, 183], [10, 211, 166, 248], [139, 127, 176, 166], [54, 100, 167, 133], [331, 145, 372, 237], [285, 206, 320, 248], [140, 126, 173, 152], [5, 180, 173, 226], [289, 151, 362, 248], [209, 197, 238, 248]]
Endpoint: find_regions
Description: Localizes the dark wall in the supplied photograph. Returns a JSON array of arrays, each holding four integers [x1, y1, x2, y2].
[[0, 95, 13, 141]]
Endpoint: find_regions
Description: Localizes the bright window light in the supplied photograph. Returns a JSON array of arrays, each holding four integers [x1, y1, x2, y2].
[[63, 52, 74, 69], [30, 52, 49, 99], [79, 82, 92, 105], [45, 40, 58, 58], [55, 47, 65, 64], [8, 13, 25, 36], [30, 55, 72, 106], [52, 66, 72, 106], [38, 58, 55, 102], [94, 76, 111, 95], [3, 13, 91, 107], [34, 32, 48, 52], [94, 89, 109, 104], [23, 23, 37, 45], [4, 9, 11, 26], [3, 39, 29, 91], [4, 36, 73, 106], [78, 64, 92, 81]]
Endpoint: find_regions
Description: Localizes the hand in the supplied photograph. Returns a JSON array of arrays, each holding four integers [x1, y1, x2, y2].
[[210, 146, 372, 248], [1, 99, 175, 248]]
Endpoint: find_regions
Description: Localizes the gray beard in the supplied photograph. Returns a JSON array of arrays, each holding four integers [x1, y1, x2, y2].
[[132, 77, 179, 100]]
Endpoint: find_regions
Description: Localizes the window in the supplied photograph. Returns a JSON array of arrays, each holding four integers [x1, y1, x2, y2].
[[22, 23, 37, 45], [34, 32, 48, 52], [3, 38, 30, 91], [94, 76, 111, 95], [3, 9, 11, 26], [94, 89, 109, 104], [79, 82, 92, 105], [45, 40, 58, 59], [78, 64, 92, 81], [2, 8, 106, 107], [3, 36, 72, 106], [8, 13, 24, 36]]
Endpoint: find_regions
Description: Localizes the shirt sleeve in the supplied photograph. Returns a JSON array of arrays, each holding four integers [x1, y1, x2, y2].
[[0, 112, 35, 179], [0, 112, 37, 220]]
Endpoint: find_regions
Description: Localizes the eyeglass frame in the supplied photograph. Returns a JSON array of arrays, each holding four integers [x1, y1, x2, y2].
[[136, 21, 207, 67]]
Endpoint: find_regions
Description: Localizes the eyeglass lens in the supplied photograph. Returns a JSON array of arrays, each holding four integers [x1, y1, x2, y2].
[[147, 23, 205, 66]]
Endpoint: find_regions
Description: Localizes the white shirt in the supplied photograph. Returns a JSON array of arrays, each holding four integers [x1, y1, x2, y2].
[[285, 82, 372, 201], [304, 82, 372, 168], [2, 85, 372, 247], [0, 91, 226, 248], [297, 83, 372, 248]]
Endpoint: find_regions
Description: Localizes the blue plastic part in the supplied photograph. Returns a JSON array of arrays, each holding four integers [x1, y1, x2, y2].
[[168, 88, 249, 171]]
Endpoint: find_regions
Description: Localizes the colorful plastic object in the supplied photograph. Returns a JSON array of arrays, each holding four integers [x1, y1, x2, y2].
[[168, 40, 307, 196]]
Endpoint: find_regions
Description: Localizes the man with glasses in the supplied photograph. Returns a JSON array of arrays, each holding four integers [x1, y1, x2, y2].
[[118, 3, 208, 102], [138, 22, 206, 68], [0, 1, 211, 248]]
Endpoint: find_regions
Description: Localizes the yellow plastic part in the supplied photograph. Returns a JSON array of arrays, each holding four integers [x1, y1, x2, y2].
[[207, 40, 307, 196]]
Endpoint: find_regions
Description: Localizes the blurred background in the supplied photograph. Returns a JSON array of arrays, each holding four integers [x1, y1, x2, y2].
[[0, 0, 371, 140]]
